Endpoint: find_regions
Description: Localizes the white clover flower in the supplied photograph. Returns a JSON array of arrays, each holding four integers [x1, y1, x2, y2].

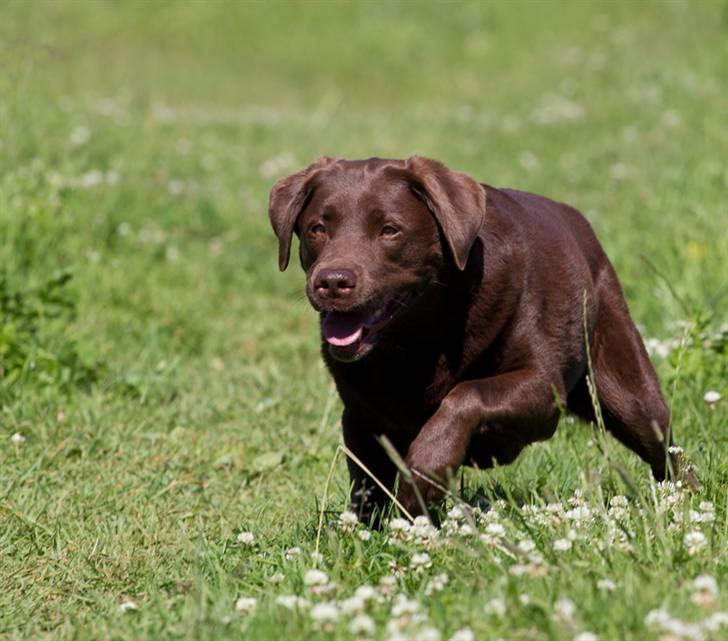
[[311, 551, 324, 563], [340, 595, 366, 614], [391, 594, 421, 618], [703, 611, 728, 632], [447, 505, 466, 521], [699, 501, 715, 512], [553, 538, 572, 552], [378, 574, 398, 596], [667, 445, 684, 455], [517, 539, 536, 554], [609, 496, 628, 508], [236, 531, 255, 545], [415, 628, 441, 641], [349, 613, 375, 636], [269, 571, 285, 583], [275, 595, 310, 610], [688, 509, 715, 524], [410, 552, 432, 570], [519, 594, 531, 606], [425, 573, 449, 596], [119, 599, 138, 612], [310, 601, 339, 624], [338, 510, 359, 533], [573, 632, 598, 641], [484, 597, 506, 617], [235, 596, 257, 614], [703, 390, 721, 407], [358, 529, 372, 542], [644, 608, 671, 627], [354, 585, 378, 602], [508, 564, 528, 577], [448, 628, 474, 641], [691, 575, 719, 608], [565, 506, 592, 523], [10, 433, 26, 445], [284, 546, 301, 560], [596, 579, 617, 592], [553, 598, 577, 625], [485, 523, 505, 537], [684, 530, 708, 555], [69, 126, 91, 146], [303, 569, 329, 586]]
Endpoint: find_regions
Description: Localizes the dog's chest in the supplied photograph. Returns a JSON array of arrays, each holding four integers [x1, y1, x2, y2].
[[328, 347, 459, 435]]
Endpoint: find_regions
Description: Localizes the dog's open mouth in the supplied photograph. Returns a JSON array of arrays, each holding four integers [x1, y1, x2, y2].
[[321, 296, 408, 362]]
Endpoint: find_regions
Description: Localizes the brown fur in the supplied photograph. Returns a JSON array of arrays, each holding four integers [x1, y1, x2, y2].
[[269, 156, 694, 519]]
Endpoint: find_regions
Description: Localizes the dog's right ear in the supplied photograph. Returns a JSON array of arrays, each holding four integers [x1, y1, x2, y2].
[[268, 156, 338, 271]]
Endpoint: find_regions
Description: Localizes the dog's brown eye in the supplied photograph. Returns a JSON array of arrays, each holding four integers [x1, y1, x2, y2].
[[381, 225, 399, 237], [309, 223, 327, 238]]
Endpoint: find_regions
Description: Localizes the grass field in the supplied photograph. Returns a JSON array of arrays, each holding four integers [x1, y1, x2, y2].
[[1, 1, 727, 639]]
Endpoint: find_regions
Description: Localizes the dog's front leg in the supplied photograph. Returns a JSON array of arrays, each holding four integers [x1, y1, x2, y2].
[[342, 408, 400, 526], [397, 368, 561, 516]]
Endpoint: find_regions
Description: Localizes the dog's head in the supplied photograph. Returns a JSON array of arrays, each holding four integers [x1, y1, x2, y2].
[[269, 156, 485, 362]]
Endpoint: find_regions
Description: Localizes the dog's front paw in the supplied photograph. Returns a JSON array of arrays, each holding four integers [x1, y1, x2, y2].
[[395, 470, 445, 518]]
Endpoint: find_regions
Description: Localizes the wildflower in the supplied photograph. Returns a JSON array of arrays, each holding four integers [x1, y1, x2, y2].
[[703, 612, 728, 632], [235, 596, 257, 614], [574, 633, 598, 641], [69, 126, 91, 146], [378, 574, 398, 596], [703, 390, 721, 408], [349, 613, 375, 637], [448, 628, 474, 641], [303, 569, 329, 586], [644, 608, 671, 628], [11, 433, 26, 445], [358, 529, 372, 542], [119, 599, 138, 612], [553, 538, 572, 552], [596, 579, 617, 592], [340, 595, 366, 614], [668, 445, 684, 455], [410, 552, 432, 571], [415, 627, 441, 641], [425, 573, 449, 596], [691, 575, 719, 608], [338, 510, 359, 533], [354, 585, 378, 602], [285, 546, 302, 560], [310, 601, 339, 627], [389, 517, 412, 543], [684, 530, 708, 555], [391, 594, 421, 618], [236, 531, 255, 545], [275, 595, 310, 610], [485, 523, 505, 537], [517, 539, 536, 554], [484, 597, 506, 617], [553, 598, 577, 626]]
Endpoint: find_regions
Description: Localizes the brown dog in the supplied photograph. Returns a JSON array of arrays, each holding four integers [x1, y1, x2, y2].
[[269, 156, 692, 520]]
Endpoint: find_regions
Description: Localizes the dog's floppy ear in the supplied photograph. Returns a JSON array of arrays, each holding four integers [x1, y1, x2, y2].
[[268, 156, 338, 271], [404, 156, 486, 271]]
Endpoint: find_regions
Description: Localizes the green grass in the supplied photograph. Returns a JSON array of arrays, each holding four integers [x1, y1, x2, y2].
[[1, 1, 727, 639]]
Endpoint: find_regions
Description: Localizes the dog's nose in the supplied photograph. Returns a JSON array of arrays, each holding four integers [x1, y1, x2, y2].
[[314, 268, 357, 297]]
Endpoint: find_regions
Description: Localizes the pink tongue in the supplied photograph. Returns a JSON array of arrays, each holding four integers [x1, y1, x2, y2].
[[322, 312, 365, 347]]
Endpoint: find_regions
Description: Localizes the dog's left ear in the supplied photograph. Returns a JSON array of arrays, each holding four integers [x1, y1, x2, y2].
[[404, 156, 486, 271], [268, 156, 338, 271]]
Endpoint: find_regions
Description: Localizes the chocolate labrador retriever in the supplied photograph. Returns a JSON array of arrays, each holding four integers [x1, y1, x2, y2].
[[269, 156, 692, 519]]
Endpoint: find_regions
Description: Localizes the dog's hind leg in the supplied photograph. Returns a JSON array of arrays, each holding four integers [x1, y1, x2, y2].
[[578, 276, 696, 488]]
